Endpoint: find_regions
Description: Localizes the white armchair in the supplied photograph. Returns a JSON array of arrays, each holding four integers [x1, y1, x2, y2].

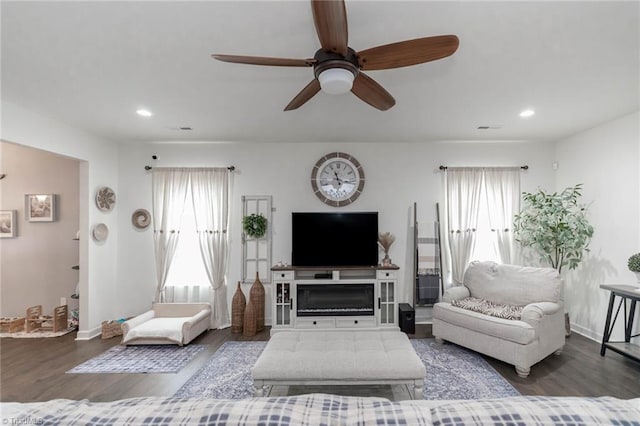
[[433, 261, 565, 378]]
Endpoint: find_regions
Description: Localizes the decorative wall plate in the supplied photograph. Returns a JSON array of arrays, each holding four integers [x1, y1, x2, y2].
[[95, 187, 116, 211], [132, 209, 151, 229], [92, 223, 109, 242]]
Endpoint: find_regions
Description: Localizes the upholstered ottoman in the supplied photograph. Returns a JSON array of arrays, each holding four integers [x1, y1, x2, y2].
[[252, 330, 426, 399]]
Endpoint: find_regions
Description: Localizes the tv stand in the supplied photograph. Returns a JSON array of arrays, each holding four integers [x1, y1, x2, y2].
[[271, 265, 399, 334]]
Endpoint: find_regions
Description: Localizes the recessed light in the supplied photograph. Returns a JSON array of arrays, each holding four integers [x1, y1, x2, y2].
[[519, 109, 535, 118], [136, 109, 153, 117]]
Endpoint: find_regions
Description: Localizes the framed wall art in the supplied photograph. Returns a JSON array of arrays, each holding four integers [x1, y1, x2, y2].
[[26, 194, 56, 222], [0, 210, 16, 238]]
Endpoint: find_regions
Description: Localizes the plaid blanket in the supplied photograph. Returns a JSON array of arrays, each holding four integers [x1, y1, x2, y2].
[[1, 394, 639, 425]]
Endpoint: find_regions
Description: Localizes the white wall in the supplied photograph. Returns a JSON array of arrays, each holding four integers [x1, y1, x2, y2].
[[11, 96, 635, 340], [555, 111, 640, 341], [116, 140, 555, 324], [5, 94, 636, 340], [1, 101, 120, 339]]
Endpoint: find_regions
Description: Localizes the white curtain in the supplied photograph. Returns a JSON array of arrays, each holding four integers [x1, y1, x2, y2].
[[444, 169, 483, 285], [190, 168, 231, 329], [152, 168, 190, 302], [484, 168, 520, 264]]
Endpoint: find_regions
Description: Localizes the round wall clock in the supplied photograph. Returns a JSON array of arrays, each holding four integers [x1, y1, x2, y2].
[[311, 152, 365, 207]]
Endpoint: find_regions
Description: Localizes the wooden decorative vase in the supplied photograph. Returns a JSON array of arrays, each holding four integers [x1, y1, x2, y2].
[[250, 272, 265, 332], [231, 281, 246, 334], [243, 294, 257, 337]]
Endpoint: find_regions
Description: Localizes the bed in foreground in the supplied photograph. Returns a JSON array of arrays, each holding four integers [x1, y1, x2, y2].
[[2, 393, 639, 425]]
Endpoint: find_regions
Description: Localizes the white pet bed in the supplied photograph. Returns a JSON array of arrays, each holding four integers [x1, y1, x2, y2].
[[122, 303, 211, 346]]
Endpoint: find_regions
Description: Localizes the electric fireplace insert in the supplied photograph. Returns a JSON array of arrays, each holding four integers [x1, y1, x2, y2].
[[296, 283, 375, 317]]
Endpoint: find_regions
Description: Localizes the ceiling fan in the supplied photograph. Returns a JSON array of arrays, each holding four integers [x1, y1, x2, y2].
[[212, 0, 459, 111]]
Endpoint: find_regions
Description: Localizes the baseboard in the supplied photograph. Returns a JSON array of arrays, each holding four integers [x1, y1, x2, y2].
[[569, 323, 602, 343], [75, 325, 101, 341]]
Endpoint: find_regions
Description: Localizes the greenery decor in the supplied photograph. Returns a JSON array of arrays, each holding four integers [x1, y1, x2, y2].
[[513, 184, 594, 273], [242, 214, 267, 239], [628, 253, 640, 273]]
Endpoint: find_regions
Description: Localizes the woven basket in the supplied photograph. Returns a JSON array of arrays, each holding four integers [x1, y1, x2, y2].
[[231, 281, 246, 334], [243, 295, 257, 337], [250, 272, 265, 332], [101, 320, 124, 339]]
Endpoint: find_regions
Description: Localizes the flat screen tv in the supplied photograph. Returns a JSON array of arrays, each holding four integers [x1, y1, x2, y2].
[[291, 212, 378, 267]]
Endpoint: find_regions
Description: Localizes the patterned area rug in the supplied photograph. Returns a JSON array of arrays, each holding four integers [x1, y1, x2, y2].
[[411, 339, 520, 399], [174, 339, 519, 400], [175, 341, 266, 399], [67, 344, 206, 374]]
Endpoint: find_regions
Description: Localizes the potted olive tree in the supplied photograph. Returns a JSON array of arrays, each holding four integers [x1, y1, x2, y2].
[[513, 184, 594, 335], [513, 184, 594, 273]]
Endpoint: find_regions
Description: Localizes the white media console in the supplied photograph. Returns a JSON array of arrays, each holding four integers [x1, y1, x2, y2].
[[271, 266, 399, 333]]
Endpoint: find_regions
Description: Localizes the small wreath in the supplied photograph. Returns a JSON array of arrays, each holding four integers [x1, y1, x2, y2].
[[242, 214, 267, 239]]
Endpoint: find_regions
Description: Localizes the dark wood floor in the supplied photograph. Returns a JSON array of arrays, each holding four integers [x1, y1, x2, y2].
[[1, 325, 638, 403]]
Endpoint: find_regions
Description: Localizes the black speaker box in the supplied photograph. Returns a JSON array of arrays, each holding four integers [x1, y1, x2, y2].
[[398, 303, 415, 334]]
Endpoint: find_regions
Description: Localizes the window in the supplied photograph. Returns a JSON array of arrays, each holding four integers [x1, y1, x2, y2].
[[443, 168, 520, 284], [469, 190, 500, 264], [164, 186, 209, 288], [152, 167, 231, 327]]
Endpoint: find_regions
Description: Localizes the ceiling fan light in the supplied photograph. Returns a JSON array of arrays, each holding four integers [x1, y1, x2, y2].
[[318, 68, 355, 95]]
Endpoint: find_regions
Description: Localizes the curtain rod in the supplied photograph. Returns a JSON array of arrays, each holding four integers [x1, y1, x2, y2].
[[144, 165, 235, 171], [439, 165, 528, 171]]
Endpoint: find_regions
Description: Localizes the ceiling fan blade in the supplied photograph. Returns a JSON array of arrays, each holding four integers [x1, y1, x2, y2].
[[284, 79, 321, 111], [351, 72, 395, 111], [357, 35, 459, 70], [212, 54, 316, 67], [311, 0, 348, 56]]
